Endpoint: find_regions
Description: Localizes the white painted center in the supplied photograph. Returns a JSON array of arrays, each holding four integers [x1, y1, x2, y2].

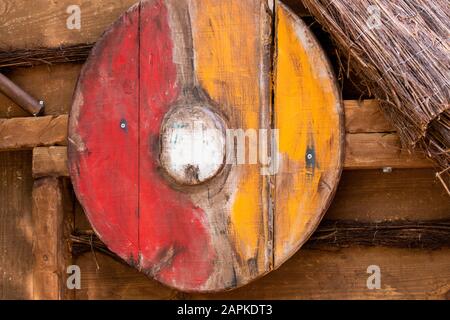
[[160, 106, 226, 185]]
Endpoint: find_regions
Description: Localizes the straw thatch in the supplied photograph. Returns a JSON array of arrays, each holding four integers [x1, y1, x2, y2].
[[301, 0, 449, 190]]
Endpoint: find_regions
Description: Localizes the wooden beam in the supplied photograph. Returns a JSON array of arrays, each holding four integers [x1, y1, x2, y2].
[[345, 133, 431, 169], [0, 115, 67, 151], [327, 169, 450, 222], [0, 64, 81, 118], [32, 136, 432, 178], [73, 247, 450, 300], [32, 177, 66, 300], [191, 246, 450, 300], [33, 146, 69, 178], [0, 0, 137, 50], [0, 151, 34, 299], [0, 100, 431, 172], [345, 99, 394, 133]]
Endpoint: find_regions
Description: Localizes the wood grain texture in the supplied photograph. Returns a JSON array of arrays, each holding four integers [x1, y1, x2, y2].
[[0, 151, 33, 299], [73, 247, 450, 300], [73, 219, 450, 254], [0, 115, 67, 150], [191, 246, 450, 300], [345, 133, 431, 169], [327, 169, 450, 222], [33, 146, 69, 178], [345, 100, 395, 133], [74, 252, 178, 300], [0, 0, 137, 49], [32, 177, 67, 299], [273, 3, 344, 267]]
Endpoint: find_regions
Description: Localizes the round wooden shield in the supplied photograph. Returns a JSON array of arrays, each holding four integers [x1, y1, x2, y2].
[[68, 0, 344, 292]]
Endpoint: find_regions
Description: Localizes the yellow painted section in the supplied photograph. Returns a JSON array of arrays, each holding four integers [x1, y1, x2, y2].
[[274, 5, 342, 266], [190, 1, 267, 272]]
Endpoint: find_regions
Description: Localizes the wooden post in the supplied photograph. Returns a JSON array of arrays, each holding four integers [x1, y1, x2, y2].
[[32, 177, 73, 300]]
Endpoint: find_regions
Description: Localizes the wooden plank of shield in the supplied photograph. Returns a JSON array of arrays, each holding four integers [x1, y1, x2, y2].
[[68, 0, 344, 292], [273, 3, 344, 267], [137, 0, 272, 291]]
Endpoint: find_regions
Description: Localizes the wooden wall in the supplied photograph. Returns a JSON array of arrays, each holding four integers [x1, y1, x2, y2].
[[0, 0, 449, 300]]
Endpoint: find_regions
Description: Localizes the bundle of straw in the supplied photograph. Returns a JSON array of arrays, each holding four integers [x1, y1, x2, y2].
[[301, 0, 449, 191]]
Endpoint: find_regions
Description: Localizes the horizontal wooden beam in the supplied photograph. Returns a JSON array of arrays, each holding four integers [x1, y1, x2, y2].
[[74, 246, 450, 300], [344, 99, 395, 133], [32, 135, 432, 178], [0, 1, 136, 50], [345, 133, 431, 169], [0, 115, 67, 151], [1, 100, 394, 145], [0, 100, 432, 172]]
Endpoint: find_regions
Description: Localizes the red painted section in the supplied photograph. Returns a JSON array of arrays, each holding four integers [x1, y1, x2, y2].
[[138, 0, 215, 290], [69, 6, 141, 262]]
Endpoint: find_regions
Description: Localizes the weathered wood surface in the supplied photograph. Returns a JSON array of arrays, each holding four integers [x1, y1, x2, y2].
[[193, 246, 450, 300], [327, 169, 450, 222], [73, 247, 450, 300], [32, 177, 72, 300], [0, 115, 67, 150], [0, 0, 138, 50], [345, 133, 431, 169], [345, 100, 395, 133], [0, 151, 33, 299], [2, 100, 431, 169], [72, 168, 450, 228], [273, 3, 344, 268], [31, 138, 432, 179]]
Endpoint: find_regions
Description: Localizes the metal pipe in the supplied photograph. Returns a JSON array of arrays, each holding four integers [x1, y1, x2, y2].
[[0, 72, 44, 116]]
